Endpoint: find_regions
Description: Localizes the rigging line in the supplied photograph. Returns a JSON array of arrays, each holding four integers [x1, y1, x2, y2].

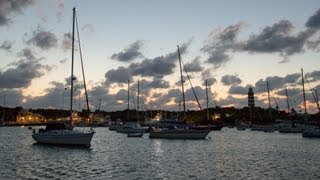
[[305, 78, 320, 111], [181, 58, 202, 111], [130, 87, 140, 121], [75, 14, 90, 113]]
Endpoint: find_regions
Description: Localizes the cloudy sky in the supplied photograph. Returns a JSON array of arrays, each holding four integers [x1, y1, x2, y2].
[[1, 0, 320, 113]]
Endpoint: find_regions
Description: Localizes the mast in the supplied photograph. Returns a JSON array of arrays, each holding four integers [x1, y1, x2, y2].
[[137, 80, 140, 112], [177, 45, 186, 121], [70, 7, 76, 123], [205, 80, 209, 122], [285, 88, 291, 120], [1, 94, 5, 123], [301, 68, 307, 119], [98, 98, 101, 113], [127, 80, 130, 121], [137, 79, 140, 121], [266, 81, 272, 121]]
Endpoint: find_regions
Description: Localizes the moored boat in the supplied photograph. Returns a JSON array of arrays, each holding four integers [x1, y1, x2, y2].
[[31, 7, 95, 147], [127, 133, 143, 137], [32, 122, 94, 147], [149, 127, 210, 139], [302, 126, 320, 138]]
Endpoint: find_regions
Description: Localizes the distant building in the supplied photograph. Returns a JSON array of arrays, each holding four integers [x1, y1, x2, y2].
[[16, 109, 46, 124], [248, 87, 255, 108]]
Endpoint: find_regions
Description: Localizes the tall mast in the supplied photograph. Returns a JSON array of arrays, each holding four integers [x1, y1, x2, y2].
[[177, 45, 186, 120], [285, 89, 291, 120], [205, 79, 209, 122], [301, 68, 307, 118], [1, 94, 5, 123], [267, 81, 272, 121], [127, 80, 130, 121], [137, 79, 140, 121], [70, 7, 76, 122], [137, 79, 140, 112], [98, 98, 101, 113]]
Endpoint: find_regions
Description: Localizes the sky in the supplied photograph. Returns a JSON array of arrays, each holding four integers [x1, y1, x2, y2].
[[1, 0, 320, 114]]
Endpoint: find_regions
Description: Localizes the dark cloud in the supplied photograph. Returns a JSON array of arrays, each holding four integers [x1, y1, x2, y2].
[[111, 40, 144, 62], [202, 77, 217, 86], [0, 59, 52, 89], [201, 9, 320, 64], [0, 40, 13, 51], [216, 95, 248, 108], [17, 48, 36, 60], [137, 78, 170, 90], [0, 0, 34, 26], [0, 89, 23, 107], [305, 8, 320, 29], [61, 33, 71, 51], [105, 66, 132, 84], [228, 85, 251, 95], [241, 20, 314, 58], [27, 30, 58, 50], [184, 57, 203, 72], [254, 73, 300, 93], [23, 81, 67, 109], [221, 74, 242, 86], [305, 70, 320, 82], [201, 23, 244, 69], [129, 42, 189, 78]]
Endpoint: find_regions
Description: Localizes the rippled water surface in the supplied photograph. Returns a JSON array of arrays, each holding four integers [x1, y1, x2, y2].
[[1, 126, 320, 179]]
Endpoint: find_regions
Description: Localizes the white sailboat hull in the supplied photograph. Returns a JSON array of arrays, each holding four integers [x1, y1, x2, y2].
[[32, 130, 94, 147], [149, 129, 210, 139]]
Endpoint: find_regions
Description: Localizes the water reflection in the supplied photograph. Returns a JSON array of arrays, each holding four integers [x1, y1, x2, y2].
[[1, 127, 320, 179]]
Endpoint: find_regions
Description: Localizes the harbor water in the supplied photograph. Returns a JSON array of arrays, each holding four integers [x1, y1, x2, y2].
[[1, 126, 320, 179]]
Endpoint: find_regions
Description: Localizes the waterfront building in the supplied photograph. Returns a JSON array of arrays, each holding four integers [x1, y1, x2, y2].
[[16, 109, 46, 124]]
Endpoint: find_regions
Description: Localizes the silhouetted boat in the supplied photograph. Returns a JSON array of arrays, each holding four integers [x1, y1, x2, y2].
[[149, 127, 210, 139], [117, 122, 147, 133], [149, 45, 210, 140], [32, 7, 94, 147], [302, 125, 320, 138], [127, 133, 143, 137]]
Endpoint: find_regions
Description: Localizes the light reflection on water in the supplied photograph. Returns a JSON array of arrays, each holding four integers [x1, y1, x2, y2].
[[1, 126, 320, 179]]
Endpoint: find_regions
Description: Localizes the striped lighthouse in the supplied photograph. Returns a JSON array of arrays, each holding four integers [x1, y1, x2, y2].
[[248, 87, 255, 108]]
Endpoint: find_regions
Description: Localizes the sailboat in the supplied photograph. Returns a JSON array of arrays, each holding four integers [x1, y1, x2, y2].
[[149, 45, 210, 140], [301, 68, 320, 138], [32, 7, 95, 147], [0, 94, 5, 126]]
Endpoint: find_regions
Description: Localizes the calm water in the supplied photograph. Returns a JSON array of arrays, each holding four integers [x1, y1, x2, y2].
[[1, 126, 320, 179]]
